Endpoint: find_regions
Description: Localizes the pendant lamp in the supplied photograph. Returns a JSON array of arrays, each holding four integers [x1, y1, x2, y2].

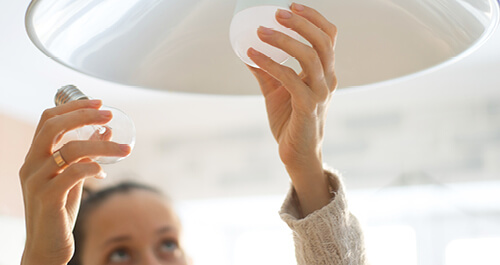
[[25, 0, 500, 95]]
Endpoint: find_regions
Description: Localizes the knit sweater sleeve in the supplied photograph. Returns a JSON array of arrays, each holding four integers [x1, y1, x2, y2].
[[280, 168, 367, 265]]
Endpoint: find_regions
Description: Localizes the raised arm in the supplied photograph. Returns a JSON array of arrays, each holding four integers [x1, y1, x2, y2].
[[247, 3, 337, 217], [19, 100, 131, 265], [247, 5, 367, 264]]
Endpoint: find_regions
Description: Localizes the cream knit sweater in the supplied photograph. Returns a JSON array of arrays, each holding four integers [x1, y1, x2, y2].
[[280, 169, 367, 265]]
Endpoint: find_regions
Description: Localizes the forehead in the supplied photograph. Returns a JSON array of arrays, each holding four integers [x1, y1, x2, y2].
[[84, 190, 181, 242]]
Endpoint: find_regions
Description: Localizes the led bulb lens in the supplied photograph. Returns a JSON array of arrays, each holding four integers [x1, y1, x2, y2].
[[54, 85, 135, 164], [76, 105, 135, 164], [230, 5, 300, 68]]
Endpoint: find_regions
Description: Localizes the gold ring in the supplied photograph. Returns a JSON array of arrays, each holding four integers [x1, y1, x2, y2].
[[53, 150, 68, 168]]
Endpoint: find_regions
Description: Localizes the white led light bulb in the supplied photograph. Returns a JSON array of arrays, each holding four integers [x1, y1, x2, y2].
[[55, 85, 135, 164], [230, 0, 300, 68]]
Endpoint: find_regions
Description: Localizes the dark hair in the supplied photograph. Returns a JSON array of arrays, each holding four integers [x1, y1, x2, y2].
[[68, 182, 163, 265]]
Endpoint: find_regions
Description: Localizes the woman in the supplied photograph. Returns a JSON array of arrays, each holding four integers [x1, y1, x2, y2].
[[19, 3, 366, 265]]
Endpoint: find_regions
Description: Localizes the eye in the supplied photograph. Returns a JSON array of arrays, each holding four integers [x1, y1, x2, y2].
[[108, 248, 131, 264], [159, 239, 179, 253]]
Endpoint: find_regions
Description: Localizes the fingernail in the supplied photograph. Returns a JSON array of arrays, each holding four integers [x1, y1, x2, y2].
[[277, 9, 292, 19], [292, 3, 304, 11], [248, 48, 260, 56], [96, 171, 107, 179], [258, 26, 274, 35], [89, 99, 102, 107], [119, 144, 131, 153], [99, 110, 113, 119]]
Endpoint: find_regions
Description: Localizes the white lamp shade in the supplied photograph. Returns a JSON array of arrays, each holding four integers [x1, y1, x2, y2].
[[25, 0, 499, 95]]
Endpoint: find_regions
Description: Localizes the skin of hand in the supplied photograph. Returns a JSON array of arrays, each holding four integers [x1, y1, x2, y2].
[[247, 3, 338, 217], [19, 100, 131, 265]]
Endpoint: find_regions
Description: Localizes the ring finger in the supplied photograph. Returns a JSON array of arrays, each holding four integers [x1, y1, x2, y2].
[[32, 108, 113, 156], [276, 7, 337, 89], [49, 140, 131, 173], [257, 26, 327, 91]]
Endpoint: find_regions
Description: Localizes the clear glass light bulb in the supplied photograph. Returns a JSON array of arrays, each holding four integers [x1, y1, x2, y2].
[[55, 85, 136, 164], [229, 0, 300, 68]]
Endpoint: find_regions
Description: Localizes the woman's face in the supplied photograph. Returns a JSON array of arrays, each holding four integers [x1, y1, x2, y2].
[[81, 190, 191, 265]]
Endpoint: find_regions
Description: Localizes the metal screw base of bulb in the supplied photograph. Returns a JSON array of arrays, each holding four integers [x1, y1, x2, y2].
[[55, 85, 89, 106]]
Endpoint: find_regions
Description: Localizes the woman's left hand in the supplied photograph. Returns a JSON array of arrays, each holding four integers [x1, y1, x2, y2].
[[247, 3, 337, 216]]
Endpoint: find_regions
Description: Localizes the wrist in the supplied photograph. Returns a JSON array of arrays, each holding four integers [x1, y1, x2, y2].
[[284, 160, 334, 216], [22, 254, 68, 265], [22, 244, 70, 265], [287, 166, 329, 194], [284, 154, 323, 179]]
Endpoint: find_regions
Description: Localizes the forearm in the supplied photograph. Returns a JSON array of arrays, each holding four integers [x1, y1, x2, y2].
[[285, 159, 335, 217]]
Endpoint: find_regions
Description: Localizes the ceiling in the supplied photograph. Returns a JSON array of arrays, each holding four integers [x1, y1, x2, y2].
[[1, 0, 500, 203]]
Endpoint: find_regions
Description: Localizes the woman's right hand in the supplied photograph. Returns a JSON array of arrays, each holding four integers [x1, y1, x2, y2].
[[19, 99, 131, 265]]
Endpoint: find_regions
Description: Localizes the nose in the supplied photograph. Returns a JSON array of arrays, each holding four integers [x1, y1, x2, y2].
[[142, 249, 162, 265]]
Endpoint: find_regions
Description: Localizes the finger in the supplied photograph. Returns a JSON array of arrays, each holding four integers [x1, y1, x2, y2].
[[290, 3, 338, 45], [23, 159, 104, 203], [34, 99, 102, 138], [29, 141, 127, 182], [248, 48, 312, 105], [33, 108, 113, 155], [66, 180, 85, 214], [49, 161, 106, 201], [57, 140, 131, 166], [257, 26, 328, 95], [275, 8, 337, 91], [89, 125, 112, 141], [246, 65, 282, 96]]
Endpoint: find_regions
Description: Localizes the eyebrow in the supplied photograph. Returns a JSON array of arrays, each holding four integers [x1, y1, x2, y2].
[[101, 226, 175, 247], [156, 226, 175, 234], [102, 235, 132, 247]]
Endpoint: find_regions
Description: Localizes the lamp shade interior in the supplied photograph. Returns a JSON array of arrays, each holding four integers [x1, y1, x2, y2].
[[25, 0, 499, 95]]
